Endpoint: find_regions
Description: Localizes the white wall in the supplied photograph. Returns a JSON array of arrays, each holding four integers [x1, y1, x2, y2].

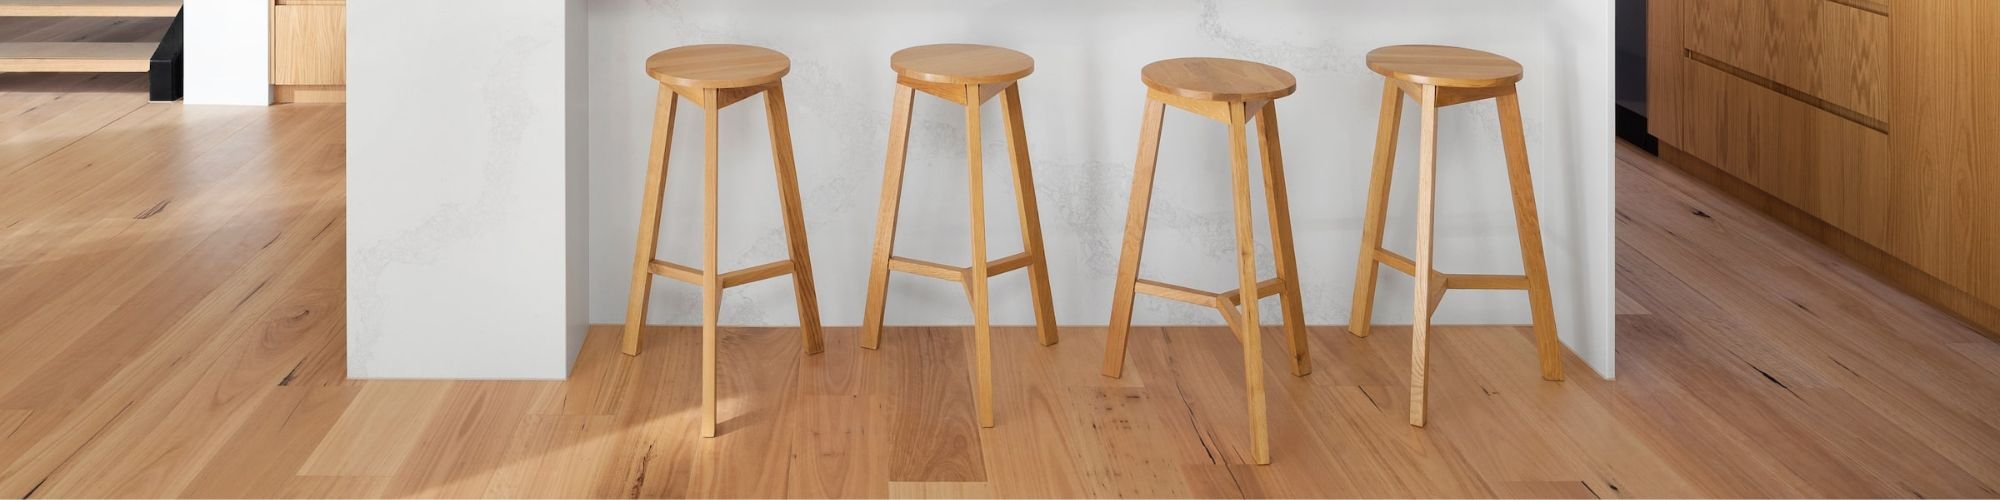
[[347, 0, 591, 379], [585, 0, 1616, 376], [182, 0, 268, 105]]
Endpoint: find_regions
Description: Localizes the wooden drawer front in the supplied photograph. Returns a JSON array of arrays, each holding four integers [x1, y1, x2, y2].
[[1679, 61, 1891, 246], [273, 4, 345, 85], [1887, 0, 2000, 305], [1685, 0, 1888, 122]]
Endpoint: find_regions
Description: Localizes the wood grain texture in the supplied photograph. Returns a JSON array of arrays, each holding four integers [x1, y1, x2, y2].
[[0, 42, 152, 72], [1365, 45, 1524, 88], [762, 83, 825, 354], [964, 83, 997, 428], [1662, 0, 2000, 341], [622, 86, 677, 355], [645, 44, 789, 89], [861, 84, 916, 350], [1101, 98, 1167, 378], [890, 44, 1033, 85], [1254, 103, 1309, 376], [1496, 92, 1565, 382], [1348, 79, 1403, 339], [999, 83, 1061, 348], [1140, 57, 1296, 101], [0, 0, 180, 17], [1889, 0, 2000, 316], [1223, 101, 1269, 465], [1681, 0, 1887, 122], [1648, 0, 1683, 143], [271, 3, 345, 86], [1406, 84, 1441, 427]]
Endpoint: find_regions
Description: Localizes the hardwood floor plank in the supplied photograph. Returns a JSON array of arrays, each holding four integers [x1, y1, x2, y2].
[[0, 410, 25, 440], [685, 327, 808, 498], [298, 381, 455, 477], [479, 414, 622, 498], [33, 231, 348, 497], [179, 385, 363, 498], [883, 327, 987, 482], [887, 481, 995, 499], [381, 381, 558, 498], [785, 326, 890, 499], [0, 187, 346, 497]]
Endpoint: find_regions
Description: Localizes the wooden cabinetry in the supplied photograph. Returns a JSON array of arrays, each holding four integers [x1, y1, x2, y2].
[[1650, 0, 2000, 337], [270, 0, 344, 103]]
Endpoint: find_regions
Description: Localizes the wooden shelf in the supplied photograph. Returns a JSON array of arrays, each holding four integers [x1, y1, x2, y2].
[[0, 42, 153, 72], [0, 0, 181, 17]]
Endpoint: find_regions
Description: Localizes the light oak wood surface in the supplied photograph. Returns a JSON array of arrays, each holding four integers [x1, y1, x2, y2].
[[0, 0, 179, 17], [1140, 57, 1296, 102], [621, 46, 823, 438], [890, 43, 1034, 84], [1350, 46, 1563, 427], [0, 41, 152, 72], [862, 45, 1059, 429], [1365, 45, 1524, 89], [645, 44, 790, 89], [1105, 57, 1309, 465], [271, 3, 345, 86]]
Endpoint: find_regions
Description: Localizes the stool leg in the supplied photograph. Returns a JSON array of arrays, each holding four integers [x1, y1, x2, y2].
[[700, 88, 723, 438], [763, 84, 823, 354], [1226, 102, 1271, 465], [862, 85, 916, 350], [1349, 80, 1404, 339], [999, 83, 1060, 347], [1254, 101, 1310, 377], [623, 86, 679, 356], [963, 84, 996, 428], [1497, 91, 1564, 382], [1103, 98, 1167, 378], [1409, 85, 1440, 428]]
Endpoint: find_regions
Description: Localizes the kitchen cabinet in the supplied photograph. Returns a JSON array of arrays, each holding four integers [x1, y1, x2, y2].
[[1651, 0, 2000, 336], [271, 0, 344, 102]]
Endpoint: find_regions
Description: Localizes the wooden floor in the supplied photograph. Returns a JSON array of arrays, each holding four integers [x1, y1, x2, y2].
[[6, 69, 2000, 499]]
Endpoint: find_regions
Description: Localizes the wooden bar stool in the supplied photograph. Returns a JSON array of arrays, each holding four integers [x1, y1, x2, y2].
[[621, 44, 823, 438], [1101, 57, 1313, 465], [1345, 45, 1564, 428], [861, 44, 1060, 428]]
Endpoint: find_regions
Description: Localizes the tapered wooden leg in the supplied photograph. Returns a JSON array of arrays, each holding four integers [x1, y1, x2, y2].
[[762, 84, 823, 354], [1102, 98, 1167, 378], [1350, 79, 1404, 339], [1497, 90, 1564, 382], [622, 86, 679, 356], [862, 85, 916, 350], [1409, 85, 1440, 428], [700, 89, 723, 438], [1254, 102, 1310, 377], [999, 83, 1060, 347], [964, 84, 996, 428], [1226, 102, 1270, 465]]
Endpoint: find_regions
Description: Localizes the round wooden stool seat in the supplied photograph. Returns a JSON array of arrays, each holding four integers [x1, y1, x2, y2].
[[1366, 45, 1523, 88], [645, 44, 790, 89], [1141, 57, 1296, 102], [891, 44, 1034, 84]]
